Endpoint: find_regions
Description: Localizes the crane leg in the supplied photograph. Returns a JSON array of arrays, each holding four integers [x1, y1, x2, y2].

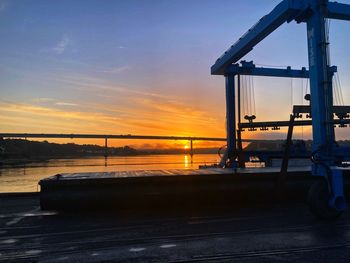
[[305, 1, 346, 219]]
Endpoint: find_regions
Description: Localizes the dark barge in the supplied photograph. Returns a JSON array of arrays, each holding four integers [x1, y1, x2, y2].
[[39, 167, 350, 211]]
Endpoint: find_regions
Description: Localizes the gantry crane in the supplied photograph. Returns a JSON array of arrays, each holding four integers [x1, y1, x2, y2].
[[212, 0, 350, 219]]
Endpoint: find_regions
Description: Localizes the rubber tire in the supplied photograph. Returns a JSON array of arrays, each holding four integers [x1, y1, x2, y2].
[[307, 180, 342, 220]]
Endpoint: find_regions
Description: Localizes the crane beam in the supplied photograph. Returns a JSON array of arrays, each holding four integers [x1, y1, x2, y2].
[[227, 61, 338, 78], [226, 61, 312, 78], [239, 119, 350, 129], [327, 2, 350, 21], [211, 0, 305, 75], [211, 0, 350, 75]]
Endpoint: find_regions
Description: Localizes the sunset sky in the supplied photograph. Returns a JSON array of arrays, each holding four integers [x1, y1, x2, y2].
[[1, 0, 350, 148]]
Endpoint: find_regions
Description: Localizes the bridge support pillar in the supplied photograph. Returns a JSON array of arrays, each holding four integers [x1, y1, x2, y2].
[[190, 139, 193, 163], [104, 137, 108, 158]]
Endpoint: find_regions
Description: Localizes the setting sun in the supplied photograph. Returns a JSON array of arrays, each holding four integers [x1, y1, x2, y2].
[[184, 145, 189, 149]]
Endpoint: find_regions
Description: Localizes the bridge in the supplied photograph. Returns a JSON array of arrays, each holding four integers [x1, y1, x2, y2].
[[0, 133, 261, 158]]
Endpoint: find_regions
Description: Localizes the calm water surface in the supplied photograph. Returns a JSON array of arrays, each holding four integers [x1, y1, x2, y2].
[[0, 154, 220, 193]]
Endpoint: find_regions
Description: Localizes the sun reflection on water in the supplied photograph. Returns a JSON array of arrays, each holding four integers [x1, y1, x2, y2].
[[184, 155, 189, 168]]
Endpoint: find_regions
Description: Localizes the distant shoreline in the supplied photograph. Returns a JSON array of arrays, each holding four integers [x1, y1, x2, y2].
[[0, 138, 221, 167], [6, 138, 350, 168]]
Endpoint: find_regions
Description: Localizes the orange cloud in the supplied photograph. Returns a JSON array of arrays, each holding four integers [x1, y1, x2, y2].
[[0, 96, 225, 148]]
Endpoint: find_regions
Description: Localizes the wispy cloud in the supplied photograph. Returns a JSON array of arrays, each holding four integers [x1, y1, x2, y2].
[[28, 73, 225, 136], [99, 66, 130, 74], [0, 2, 6, 12], [31, 98, 78, 107], [54, 73, 177, 100], [0, 101, 122, 127], [0, 94, 225, 137], [53, 35, 70, 54], [55, 102, 78, 107], [32, 97, 54, 103]]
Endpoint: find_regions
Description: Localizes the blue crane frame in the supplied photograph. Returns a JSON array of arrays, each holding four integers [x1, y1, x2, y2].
[[212, 0, 350, 213]]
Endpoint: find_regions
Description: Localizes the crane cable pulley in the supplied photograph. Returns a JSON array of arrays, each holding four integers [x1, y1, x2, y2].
[[242, 75, 256, 122]]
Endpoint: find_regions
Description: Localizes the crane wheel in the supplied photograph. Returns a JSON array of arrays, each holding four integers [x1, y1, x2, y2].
[[307, 180, 342, 220]]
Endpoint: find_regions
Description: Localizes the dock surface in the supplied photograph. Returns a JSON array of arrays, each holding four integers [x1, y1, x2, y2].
[[2, 194, 350, 262]]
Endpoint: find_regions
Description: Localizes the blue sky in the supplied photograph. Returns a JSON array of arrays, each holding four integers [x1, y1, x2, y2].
[[1, 0, 350, 146]]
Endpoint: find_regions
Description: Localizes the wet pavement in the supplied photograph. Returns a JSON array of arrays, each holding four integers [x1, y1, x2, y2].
[[1, 194, 350, 262]]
